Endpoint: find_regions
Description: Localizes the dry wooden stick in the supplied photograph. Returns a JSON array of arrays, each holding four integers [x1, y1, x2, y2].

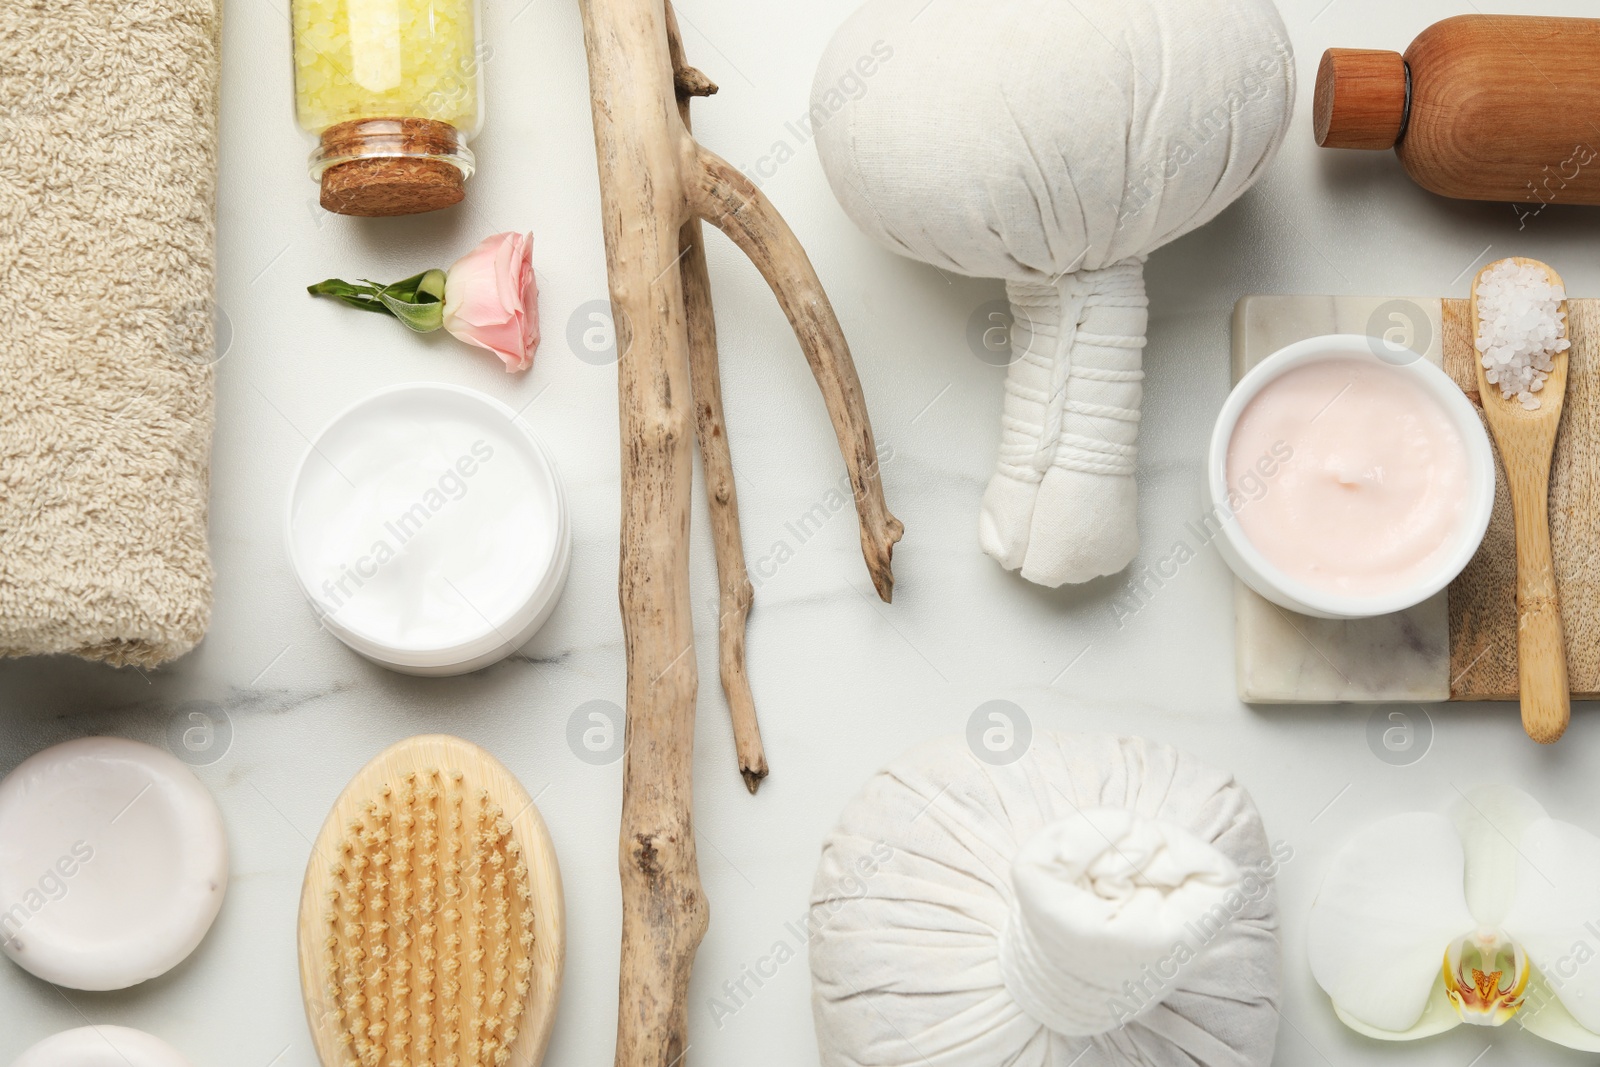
[[667, 7, 767, 795], [576, 0, 900, 1064], [692, 151, 903, 599], [581, 2, 706, 1058]]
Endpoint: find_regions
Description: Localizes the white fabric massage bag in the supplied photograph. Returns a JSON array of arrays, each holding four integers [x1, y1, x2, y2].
[[809, 734, 1283, 1066], [812, 0, 1295, 585]]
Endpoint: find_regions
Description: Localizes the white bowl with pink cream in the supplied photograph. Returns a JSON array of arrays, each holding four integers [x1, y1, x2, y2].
[[1208, 334, 1495, 619]]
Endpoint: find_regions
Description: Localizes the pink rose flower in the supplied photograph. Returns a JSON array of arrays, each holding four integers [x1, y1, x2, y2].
[[442, 231, 540, 373]]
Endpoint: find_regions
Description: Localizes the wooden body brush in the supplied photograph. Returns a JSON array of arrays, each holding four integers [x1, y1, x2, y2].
[[299, 735, 564, 1067]]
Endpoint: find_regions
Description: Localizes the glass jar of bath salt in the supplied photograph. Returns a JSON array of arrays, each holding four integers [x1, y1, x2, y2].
[[291, 0, 484, 216]]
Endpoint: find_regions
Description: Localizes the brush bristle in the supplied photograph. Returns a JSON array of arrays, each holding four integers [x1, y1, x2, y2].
[[321, 769, 537, 1067]]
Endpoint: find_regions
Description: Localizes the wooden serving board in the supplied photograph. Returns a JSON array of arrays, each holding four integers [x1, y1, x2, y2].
[[1231, 295, 1599, 703]]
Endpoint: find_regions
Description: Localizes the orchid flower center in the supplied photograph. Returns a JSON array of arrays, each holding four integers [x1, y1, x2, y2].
[[1442, 928, 1530, 1026]]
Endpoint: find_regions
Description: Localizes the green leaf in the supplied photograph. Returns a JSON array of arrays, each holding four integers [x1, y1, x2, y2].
[[378, 289, 444, 333], [307, 268, 446, 332], [307, 278, 396, 317], [379, 271, 427, 303], [416, 268, 447, 304]]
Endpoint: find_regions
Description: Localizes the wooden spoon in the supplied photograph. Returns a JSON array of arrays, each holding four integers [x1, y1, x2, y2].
[[1469, 257, 1571, 743]]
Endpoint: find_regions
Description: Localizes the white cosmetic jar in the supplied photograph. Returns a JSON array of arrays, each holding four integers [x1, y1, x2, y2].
[[287, 383, 571, 675], [1207, 334, 1495, 620]]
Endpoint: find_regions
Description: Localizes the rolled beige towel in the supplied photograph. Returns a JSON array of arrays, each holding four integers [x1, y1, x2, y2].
[[0, 0, 220, 667]]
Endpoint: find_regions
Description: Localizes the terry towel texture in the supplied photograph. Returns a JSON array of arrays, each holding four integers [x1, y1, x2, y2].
[[1, 0, 221, 666]]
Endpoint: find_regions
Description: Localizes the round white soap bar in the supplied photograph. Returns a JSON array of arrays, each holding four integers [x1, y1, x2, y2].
[[0, 738, 228, 991], [9, 1026, 193, 1067], [286, 383, 572, 676]]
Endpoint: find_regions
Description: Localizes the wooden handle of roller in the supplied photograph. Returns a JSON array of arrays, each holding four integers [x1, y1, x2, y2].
[[1314, 48, 1407, 149], [1509, 472, 1570, 743]]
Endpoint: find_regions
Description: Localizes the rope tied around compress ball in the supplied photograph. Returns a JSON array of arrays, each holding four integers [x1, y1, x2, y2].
[[1000, 260, 1149, 482], [979, 259, 1150, 584]]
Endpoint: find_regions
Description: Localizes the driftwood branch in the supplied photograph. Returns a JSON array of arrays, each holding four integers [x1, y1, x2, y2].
[[691, 151, 903, 599], [667, 3, 767, 795], [576, 0, 901, 1062], [673, 64, 717, 98]]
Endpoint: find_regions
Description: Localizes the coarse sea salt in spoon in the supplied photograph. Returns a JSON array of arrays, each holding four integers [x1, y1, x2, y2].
[[1469, 256, 1572, 744], [1475, 258, 1570, 409], [0, 737, 228, 990]]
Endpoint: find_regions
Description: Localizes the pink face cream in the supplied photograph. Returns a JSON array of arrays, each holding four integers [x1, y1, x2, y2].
[[1226, 357, 1471, 596]]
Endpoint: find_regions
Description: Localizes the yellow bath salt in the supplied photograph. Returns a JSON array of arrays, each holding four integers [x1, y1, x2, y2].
[[292, 0, 480, 134]]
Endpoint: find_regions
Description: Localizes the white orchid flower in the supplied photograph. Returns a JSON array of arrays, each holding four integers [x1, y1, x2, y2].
[[1308, 785, 1600, 1050]]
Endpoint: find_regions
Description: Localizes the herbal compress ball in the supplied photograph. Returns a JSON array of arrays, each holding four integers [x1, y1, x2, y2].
[[808, 734, 1285, 1066], [813, 0, 1294, 585]]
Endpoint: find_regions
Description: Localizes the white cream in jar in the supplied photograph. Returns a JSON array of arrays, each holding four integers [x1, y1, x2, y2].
[[1226, 357, 1472, 596], [287, 384, 570, 675]]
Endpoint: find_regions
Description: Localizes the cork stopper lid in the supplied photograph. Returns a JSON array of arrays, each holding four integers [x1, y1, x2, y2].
[[1313, 48, 1409, 150], [318, 118, 467, 217]]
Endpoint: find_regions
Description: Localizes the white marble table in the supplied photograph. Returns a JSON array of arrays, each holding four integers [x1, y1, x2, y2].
[[4, 1, 1600, 1065]]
